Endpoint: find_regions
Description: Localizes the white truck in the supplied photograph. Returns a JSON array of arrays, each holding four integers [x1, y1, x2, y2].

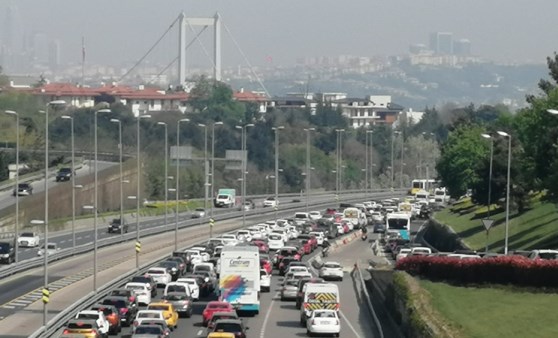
[[214, 188, 237, 208], [219, 246, 260, 314]]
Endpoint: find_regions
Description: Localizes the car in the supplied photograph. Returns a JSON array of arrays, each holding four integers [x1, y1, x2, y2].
[[273, 247, 300, 266], [299, 240, 312, 255], [263, 196, 278, 208], [260, 269, 271, 292], [184, 273, 213, 297], [62, 319, 102, 338], [309, 231, 325, 246], [131, 274, 157, 297], [132, 319, 170, 337], [108, 218, 128, 234], [56, 167, 74, 182], [109, 288, 137, 306], [75, 310, 110, 338], [90, 304, 122, 335], [260, 257, 272, 274], [161, 291, 193, 318], [306, 309, 341, 337], [211, 319, 249, 338], [252, 240, 269, 254], [295, 278, 325, 309], [101, 296, 137, 327], [191, 208, 206, 218], [281, 278, 300, 301], [146, 302, 179, 330], [528, 249, 558, 260], [239, 199, 256, 211], [373, 222, 385, 233], [0, 241, 15, 264], [396, 248, 412, 261], [133, 310, 165, 332], [278, 257, 299, 276], [319, 261, 344, 281], [176, 277, 200, 300], [166, 256, 188, 275], [267, 234, 284, 250], [13, 182, 33, 196], [309, 211, 322, 220], [164, 281, 192, 299], [286, 265, 310, 276], [132, 324, 166, 338], [146, 267, 172, 287], [37, 242, 59, 256], [207, 311, 240, 330], [125, 282, 152, 305], [410, 247, 432, 256], [17, 232, 40, 247], [202, 301, 235, 326], [219, 234, 239, 246], [158, 260, 181, 280], [235, 229, 252, 242]]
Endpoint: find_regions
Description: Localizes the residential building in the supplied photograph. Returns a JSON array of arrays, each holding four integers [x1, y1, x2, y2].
[[332, 95, 404, 128]]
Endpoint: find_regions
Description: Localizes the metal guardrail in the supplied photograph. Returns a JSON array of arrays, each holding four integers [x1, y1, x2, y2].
[[354, 262, 385, 338], [0, 189, 403, 280]]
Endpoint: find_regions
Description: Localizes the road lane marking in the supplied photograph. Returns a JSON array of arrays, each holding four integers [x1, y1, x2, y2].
[[260, 291, 279, 338], [340, 310, 362, 338]]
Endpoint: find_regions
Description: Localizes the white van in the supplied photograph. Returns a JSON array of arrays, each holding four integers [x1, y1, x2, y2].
[[343, 207, 362, 229], [300, 283, 340, 325]]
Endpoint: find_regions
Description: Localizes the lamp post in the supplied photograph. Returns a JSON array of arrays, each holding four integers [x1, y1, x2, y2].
[[157, 122, 169, 230], [175, 118, 189, 250], [4, 110, 19, 262], [210, 121, 223, 220], [94, 107, 110, 291], [38, 99, 66, 332], [335, 129, 344, 197], [110, 118, 124, 236], [365, 130, 373, 196], [304, 128, 315, 212], [400, 137, 405, 189], [272, 126, 284, 221], [497, 130, 512, 255], [235, 123, 254, 228], [197, 123, 209, 211], [60, 115, 76, 248], [391, 130, 401, 191], [135, 114, 151, 267], [481, 133, 494, 253]]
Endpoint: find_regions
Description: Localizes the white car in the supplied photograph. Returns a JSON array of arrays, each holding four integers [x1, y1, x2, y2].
[[334, 223, 345, 235], [164, 281, 192, 298], [133, 310, 165, 332], [235, 229, 252, 242], [37, 243, 59, 256], [371, 212, 383, 223], [286, 266, 310, 275], [219, 234, 239, 246], [285, 225, 299, 239], [147, 267, 172, 287], [396, 248, 412, 261], [17, 232, 40, 247], [271, 228, 289, 243], [263, 196, 278, 208], [260, 269, 271, 292], [309, 211, 322, 220], [125, 282, 151, 305], [190, 247, 211, 261], [267, 234, 284, 250], [247, 226, 264, 240], [307, 309, 341, 337], [256, 223, 272, 235], [75, 310, 110, 337], [183, 249, 203, 266], [410, 247, 432, 256], [176, 278, 200, 300], [309, 232, 325, 246], [319, 261, 344, 281]]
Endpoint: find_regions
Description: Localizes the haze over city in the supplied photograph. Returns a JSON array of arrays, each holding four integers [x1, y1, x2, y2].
[[2, 0, 558, 69]]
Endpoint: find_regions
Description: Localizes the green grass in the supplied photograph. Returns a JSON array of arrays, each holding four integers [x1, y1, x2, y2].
[[434, 198, 558, 252], [419, 279, 558, 338]]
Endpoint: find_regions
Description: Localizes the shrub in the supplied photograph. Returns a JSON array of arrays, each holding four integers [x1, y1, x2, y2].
[[395, 255, 558, 288]]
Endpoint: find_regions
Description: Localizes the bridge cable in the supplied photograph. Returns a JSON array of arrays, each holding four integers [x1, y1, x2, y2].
[[186, 22, 215, 67]]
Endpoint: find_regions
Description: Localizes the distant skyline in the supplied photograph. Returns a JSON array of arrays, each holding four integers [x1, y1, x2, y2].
[[1, 0, 558, 71]]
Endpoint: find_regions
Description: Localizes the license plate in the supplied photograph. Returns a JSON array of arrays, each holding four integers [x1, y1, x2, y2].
[[320, 320, 331, 325]]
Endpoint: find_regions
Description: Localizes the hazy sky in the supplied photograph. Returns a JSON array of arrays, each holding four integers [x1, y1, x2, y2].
[[2, 0, 558, 67]]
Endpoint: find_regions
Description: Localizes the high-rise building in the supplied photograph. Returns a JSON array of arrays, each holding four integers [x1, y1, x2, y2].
[[429, 32, 453, 55], [49, 39, 61, 71], [453, 38, 471, 56]]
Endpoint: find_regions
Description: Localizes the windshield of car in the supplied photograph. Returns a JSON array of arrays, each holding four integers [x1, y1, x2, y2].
[[294, 213, 307, 219], [92, 307, 112, 316], [132, 276, 150, 283], [126, 284, 144, 291], [324, 263, 341, 269], [166, 285, 186, 293], [217, 195, 229, 199], [195, 208, 205, 212], [268, 235, 281, 240], [314, 311, 336, 318], [135, 326, 163, 334], [164, 294, 187, 301], [284, 279, 298, 287], [20, 232, 34, 237], [148, 305, 169, 311], [0, 244, 12, 254], [102, 299, 126, 308], [138, 312, 161, 319], [67, 322, 95, 329], [148, 269, 164, 275], [59, 168, 72, 173], [538, 252, 558, 259]]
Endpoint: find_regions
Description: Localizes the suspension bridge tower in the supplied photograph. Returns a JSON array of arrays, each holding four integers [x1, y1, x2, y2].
[[178, 12, 222, 85]]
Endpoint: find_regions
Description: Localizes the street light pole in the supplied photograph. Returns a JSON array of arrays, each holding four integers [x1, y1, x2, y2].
[[497, 130, 512, 255], [157, 122, 169, 229], [110, 119, 124, 237], [136, 114, 151, 268], [335, 129, 344, 195], [272, 126, 284, 220], [481, 133, 494, 253], [400, 133, 405, 189], [175, 118, 189, 250], [4, 110, 19, 262], [39, 99, 65, 332], [368, 130, 374, 191], [304, 128, 315, 212], [210, 122, 223, 220], [235, 124, 254, 228], [60, 115, 76, 248], [391, 130, 400, 191], [198, 123, 208, 211]]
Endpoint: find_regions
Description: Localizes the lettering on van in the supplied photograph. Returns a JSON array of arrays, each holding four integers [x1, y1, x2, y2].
[[228, 259, 251, 268]]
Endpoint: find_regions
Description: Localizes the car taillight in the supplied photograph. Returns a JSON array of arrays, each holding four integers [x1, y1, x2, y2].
[[92, 329, 98, 335], [303, 302, 308, 309], [120, 308, 128, 314], [335, 320, 340, 325], [63, 329, 69, 334]]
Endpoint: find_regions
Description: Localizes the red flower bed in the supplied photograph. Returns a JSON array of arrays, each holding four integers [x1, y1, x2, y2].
[[395, 255, 558, 288]]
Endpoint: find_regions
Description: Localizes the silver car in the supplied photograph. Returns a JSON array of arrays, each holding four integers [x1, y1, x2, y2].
[[191, 208, 206, 218], [281, 279, 299, 301], [319, 261, 344, 281], [162, 291, 193, 318]]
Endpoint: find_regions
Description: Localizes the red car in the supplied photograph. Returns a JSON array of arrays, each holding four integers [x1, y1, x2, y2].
[[273, 247, 300, 267], [299, 240, 312, 255], [202, 301, 235, 326], [252, 240, 269, 254], [307, 235, 318, 250], [260, 258, 272, 274]]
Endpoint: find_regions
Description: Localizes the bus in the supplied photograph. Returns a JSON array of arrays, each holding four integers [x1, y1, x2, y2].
[[409, 179, 436, 195], [385, 213, 411, 240]]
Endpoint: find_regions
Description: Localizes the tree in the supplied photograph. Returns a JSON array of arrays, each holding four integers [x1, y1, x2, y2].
[[0, 66, 8, 88]]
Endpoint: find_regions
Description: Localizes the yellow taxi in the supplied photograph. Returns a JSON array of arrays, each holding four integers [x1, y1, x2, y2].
[[147, 302, 179, 329], [207, 332, 236, 338]]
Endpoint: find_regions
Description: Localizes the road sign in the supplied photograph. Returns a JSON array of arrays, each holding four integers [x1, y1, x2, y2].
[[482, 219, 494, 231], [42, 288, 50, 304], [135, 241, 141, 253], [209, 218, 215, 228]]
